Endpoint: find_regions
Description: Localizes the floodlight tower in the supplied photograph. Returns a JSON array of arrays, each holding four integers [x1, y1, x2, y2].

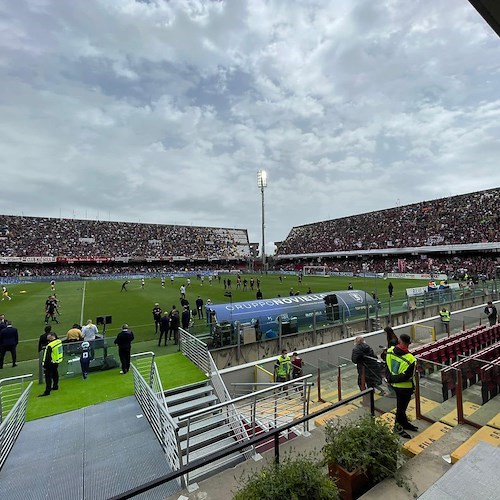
[[257, 170, 267, 271]]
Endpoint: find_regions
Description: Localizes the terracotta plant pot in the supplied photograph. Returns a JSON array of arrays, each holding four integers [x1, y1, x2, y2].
[[328, 463, 372, 500]]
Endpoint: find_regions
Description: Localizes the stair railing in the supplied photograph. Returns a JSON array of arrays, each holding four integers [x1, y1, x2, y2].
[[130, 354, 182, 488], [0, 374, 33, 471], [178, 374, 312, 478], [179, 328, 210, 375]]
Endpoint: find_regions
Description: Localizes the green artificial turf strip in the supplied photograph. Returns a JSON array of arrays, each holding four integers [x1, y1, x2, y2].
[[25, 352, 206, 421]]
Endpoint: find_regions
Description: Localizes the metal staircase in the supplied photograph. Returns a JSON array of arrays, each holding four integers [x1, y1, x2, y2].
[[164, 380, 246, 485]]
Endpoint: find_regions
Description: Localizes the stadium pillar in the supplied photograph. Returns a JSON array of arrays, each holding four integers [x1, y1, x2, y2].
[[257, 170, 267, 271]]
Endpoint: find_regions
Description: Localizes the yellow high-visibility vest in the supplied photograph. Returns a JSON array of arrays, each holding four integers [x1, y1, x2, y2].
[[386, 347, 416, 389]]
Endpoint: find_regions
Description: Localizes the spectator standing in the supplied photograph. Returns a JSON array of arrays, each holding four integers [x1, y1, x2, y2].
[[81, 319, 98, 342], [351, 336, 385, 395], [158, 312, 169, 346], [385, 334, 417, 438], [484, 301, 498, 326], [39, 333, 63, 396], [114, 324, 134, 374], [38, 325, 57, 353], [195, 296, 204, 319], [169, 306, 180, 344], [0, 320, 19, 368], [181, 305, 191, 331], [291, 352, 303, 379], [152, 303, 162, 334]]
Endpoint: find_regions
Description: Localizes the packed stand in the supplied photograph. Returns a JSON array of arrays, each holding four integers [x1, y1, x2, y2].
[[0, 216, 250, 259], [277, 188, 500, 255]]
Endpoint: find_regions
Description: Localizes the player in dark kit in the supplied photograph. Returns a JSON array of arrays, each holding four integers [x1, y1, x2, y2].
[[121, 280, 129, 292], [44, 296, 59, 324]]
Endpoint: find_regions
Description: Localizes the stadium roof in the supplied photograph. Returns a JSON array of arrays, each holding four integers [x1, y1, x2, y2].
[[468, 0, 500, 37]]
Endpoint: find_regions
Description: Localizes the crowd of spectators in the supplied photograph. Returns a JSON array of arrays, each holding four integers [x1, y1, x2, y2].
[[0, 262, 247, 278], [272, 254, 498, 279], [277, 188, 500, 255], [0, 216, 250, 259]]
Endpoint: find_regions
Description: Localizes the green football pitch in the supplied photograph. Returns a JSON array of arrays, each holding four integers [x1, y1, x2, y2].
[[1, 273, 430, 420], [1, 273, 428, 364]]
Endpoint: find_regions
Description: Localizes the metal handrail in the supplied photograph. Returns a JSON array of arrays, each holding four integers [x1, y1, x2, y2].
[[130, 357, 182, 487], [110, 388, 375, 500], [179, 328, 210, 374], [177, 374, 312, 422]]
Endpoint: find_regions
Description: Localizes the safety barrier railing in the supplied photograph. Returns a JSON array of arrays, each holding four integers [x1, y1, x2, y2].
[[302, 360, 321, 402], [130, 354, 182, 488], [179, 328, 210, 375], [207, 352, 253, 460], [110, 387, 375, 500], [317, 358, 340, 402], [177, 375, 312, 486], [0, 374, 33, 470]]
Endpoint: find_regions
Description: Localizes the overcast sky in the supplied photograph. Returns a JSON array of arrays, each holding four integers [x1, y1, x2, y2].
[[1, 0, 500, 253]]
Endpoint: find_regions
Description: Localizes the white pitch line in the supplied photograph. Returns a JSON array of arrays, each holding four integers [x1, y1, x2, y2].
[[80, 281, 87, 326]]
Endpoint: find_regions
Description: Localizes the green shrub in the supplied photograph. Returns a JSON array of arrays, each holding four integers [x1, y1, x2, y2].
[[233, 453, 339, 500], [322, 414, 404, 484]]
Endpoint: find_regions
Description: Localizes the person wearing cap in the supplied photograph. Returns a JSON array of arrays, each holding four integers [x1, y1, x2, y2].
[[484, 301, 497, 327], [114, 324, 134, 374], [152, 303, 162, 334], [385, 334, 417, 438]]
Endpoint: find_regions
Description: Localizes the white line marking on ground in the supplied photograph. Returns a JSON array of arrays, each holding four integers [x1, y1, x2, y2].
[[80, 281, 86, 326]]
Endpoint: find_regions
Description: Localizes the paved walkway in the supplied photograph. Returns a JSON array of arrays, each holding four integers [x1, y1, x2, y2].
[[0, 396, 180, 500]]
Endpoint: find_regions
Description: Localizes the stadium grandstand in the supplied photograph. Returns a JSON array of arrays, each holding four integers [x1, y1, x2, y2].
[[275, 187, 500, 278], [0, 215, 251, 274]]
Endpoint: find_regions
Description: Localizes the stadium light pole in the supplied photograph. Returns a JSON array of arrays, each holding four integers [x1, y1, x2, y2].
[[257, 170, 267, 272]]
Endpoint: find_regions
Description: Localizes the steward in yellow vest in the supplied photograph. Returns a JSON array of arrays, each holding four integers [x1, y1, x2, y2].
[[274, 349, 291, 383], [385, 334, 417, 437], [39, 334, 63, 397], [439, 307, 451, 335]]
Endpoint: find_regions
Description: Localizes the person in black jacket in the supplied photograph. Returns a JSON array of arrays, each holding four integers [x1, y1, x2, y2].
[[114, 324, 134, 374], [168, 306, 180, 344], [181, 305, 191, 331], [484, 301, 497, 326], [195, 296, 204, 319], [351, 336, 385, 395], [158, 312, 170, 347], [0, 320, 19, 368], [152, 303, 162, 334]]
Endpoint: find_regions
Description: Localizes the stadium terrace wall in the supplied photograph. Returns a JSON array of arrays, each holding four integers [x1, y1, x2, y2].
[[276, 241, 500, 260], [210, 293, 490, 370], [218, 301, 496, 387]]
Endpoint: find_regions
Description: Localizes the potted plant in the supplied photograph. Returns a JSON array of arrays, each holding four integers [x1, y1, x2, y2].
[[322, 414, 406, 500], [233, 453, 340, 500]]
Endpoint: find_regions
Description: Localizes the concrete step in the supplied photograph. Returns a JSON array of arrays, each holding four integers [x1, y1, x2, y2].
[[451, 425, 500, 463], [440, 401, 481, 427], [462, 395, 500, 429], [180, 424, 233, 455], [169, 394, 218, 418], [314, 403, 358, 426], [165, 385, 213, 406], [403, 422, 453, 457]]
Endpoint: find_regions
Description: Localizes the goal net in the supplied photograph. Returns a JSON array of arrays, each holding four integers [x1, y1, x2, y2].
[[302, 265, 328, 276]]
